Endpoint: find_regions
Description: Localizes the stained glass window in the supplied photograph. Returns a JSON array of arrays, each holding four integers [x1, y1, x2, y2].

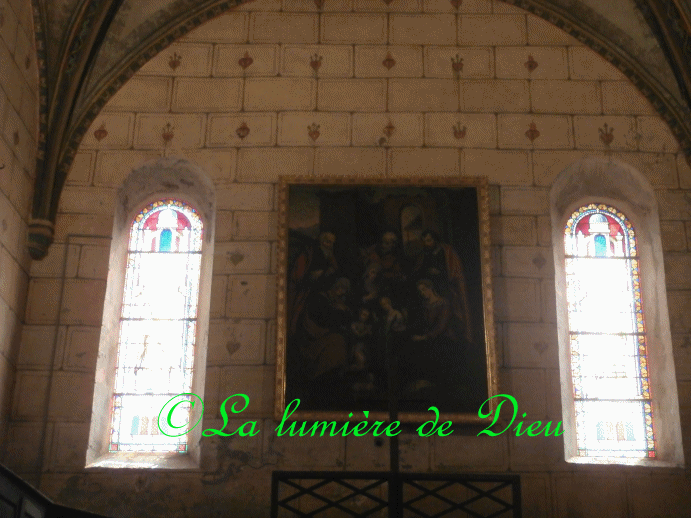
[[564, 203, 655, 458], [109, 199, 203, 453]]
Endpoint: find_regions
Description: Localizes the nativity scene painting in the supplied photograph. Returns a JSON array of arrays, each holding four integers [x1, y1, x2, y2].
[[277, 179, 496, 421]]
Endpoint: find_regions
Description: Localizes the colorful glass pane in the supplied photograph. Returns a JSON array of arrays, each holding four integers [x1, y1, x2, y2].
[[564, 203, 655, 458], [109, 200, 203, 453]]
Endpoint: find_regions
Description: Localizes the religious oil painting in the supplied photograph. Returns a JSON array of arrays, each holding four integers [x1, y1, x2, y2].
[[275, 177, 498, 423]]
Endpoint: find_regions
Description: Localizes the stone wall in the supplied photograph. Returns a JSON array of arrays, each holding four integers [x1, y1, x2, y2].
[[0, 0, 38, 452], [4, 0, 691, 515]]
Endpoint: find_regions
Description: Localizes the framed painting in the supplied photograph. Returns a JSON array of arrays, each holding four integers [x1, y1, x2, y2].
[[275, 176, 497, 423]]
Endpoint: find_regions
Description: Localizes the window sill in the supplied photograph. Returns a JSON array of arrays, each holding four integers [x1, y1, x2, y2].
[[86, 452, 199, 470], [566, 456, 683, 468]]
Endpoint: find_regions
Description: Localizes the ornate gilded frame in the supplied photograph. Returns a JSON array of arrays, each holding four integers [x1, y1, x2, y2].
[[275, 176, 498, 424]]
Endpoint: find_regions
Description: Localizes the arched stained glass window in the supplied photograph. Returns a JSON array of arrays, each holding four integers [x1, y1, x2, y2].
[[564, 203, 655, 459], [109, 199, 203, 453]]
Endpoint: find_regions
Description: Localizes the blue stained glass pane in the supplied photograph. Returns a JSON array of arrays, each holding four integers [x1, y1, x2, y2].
[[594, 234, 607, 257], [160, 229, 172, 251], [626, 422, 635, 441]]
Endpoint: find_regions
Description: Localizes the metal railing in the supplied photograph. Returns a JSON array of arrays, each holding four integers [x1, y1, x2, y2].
[[271, 471, 521, 518]]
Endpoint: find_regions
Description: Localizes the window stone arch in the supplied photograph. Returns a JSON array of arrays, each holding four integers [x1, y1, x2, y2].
[[86, 156, 216, 469], [550, 156, 684, 466]]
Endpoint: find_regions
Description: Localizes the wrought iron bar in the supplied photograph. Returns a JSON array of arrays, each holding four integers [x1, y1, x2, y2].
[[387, 328, 401, 518], [271, 471, 521, 517]]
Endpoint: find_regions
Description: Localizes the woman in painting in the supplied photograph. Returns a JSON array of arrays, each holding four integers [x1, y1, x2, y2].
[[287, 231, 339, 338], [411, 229, 472, 343], [398, 279, 467, 404]]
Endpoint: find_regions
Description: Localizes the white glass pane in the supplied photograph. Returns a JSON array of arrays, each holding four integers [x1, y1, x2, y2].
[[121, 253, 201, 321], [575, 400, 649, 458], [565, 257, 636, 334], [111, 394, 190, 452], [570, 334, 641, 399]]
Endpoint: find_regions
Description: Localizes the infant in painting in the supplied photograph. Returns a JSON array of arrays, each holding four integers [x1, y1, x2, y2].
[[379, 297, 406, 335]]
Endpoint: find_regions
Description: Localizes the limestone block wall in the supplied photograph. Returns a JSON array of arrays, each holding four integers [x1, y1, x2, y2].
[[5, 0, 691, 515], [0, 0, 38, 449]]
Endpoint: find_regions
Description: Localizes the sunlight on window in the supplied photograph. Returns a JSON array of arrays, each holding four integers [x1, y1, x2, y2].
[[564, 204, 655, 458], [109, 200, 203, 453]]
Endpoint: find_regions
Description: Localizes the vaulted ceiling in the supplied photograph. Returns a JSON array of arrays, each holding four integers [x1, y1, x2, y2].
[[27, 0, 691, 259]]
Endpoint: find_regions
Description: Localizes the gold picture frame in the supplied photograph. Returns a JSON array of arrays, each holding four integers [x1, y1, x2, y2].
[[275, 176, 498, 424]]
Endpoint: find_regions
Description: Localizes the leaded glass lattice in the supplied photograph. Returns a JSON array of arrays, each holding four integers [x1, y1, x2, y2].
[[109, 200, 203, 452], [564, 204, 655, 458]]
